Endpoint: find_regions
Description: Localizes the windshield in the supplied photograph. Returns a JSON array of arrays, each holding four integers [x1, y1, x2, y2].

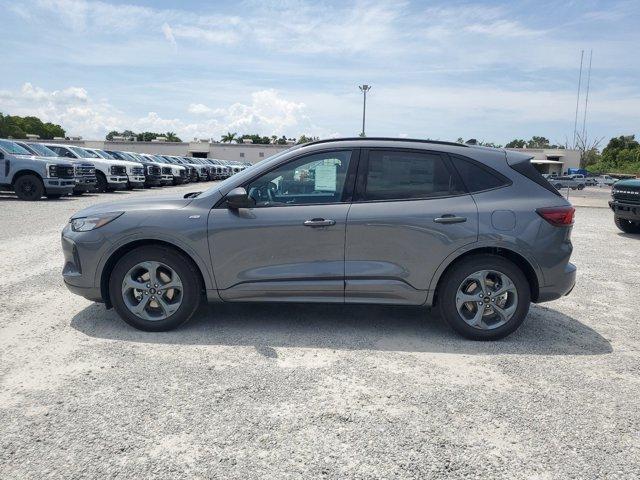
[[70, 146, 97, 158], [199, 146, 299, 198], [0, 139, 32, 155], [25, 142, 58, 157], [94, 149, 114, 159]]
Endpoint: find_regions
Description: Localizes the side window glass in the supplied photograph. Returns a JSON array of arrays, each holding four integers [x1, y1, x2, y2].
[[452, 157, 509, 193], [363, 150, 460, 201], [246, 150, 352, 207]]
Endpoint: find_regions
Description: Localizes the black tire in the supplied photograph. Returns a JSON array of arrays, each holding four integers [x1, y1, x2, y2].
[[614, 216, 640, 234], [577, 184, 585, 190], [109, 245, 202, 331], [437, 254, 531, 340], [46, 193, 62, 199], [14, 174, 44, 201], [72, 190, 84, 196], [554, 183, 562, 189], [96, 172, 108, 193]]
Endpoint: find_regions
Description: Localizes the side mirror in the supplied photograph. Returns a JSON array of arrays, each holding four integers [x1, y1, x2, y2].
[[226, 187, 255, 209]]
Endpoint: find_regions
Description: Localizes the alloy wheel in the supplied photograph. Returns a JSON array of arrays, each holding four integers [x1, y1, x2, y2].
[[121, 261, 183, 321], [455, 270, 518, 330]]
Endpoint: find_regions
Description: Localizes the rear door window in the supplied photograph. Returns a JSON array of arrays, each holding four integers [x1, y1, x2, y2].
[[360, 149, 462, 201]]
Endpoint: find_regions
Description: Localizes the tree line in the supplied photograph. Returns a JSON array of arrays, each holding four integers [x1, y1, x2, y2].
[[0, 113, 65, 139], [105, 130, 182, 142]]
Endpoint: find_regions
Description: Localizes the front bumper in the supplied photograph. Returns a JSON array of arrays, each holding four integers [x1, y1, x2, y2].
[[537, 262, 577, 303], [609, 200, 640, 221], [74, 177, 97, 192], [61, 232, 104, 303], [107, 177, 128, 190], [161, 175, 173, 185], [44, 178, 76, 194]]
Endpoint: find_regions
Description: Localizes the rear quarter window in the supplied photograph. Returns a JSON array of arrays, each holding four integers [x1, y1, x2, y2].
[[450, 156, 510, 193]]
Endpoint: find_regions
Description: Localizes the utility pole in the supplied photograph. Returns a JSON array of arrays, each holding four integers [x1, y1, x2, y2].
[[572, 50, 584, 149], [580, 50, 593, 148], [358, 84, 371, 136]]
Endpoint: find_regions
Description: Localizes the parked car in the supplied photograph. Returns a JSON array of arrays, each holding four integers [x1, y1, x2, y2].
[[596, 175, 618, 187], [567, 174, 587, 188], [550, 176, 582, 190], [0, 139, 76, 200], [62, 138, 576, 340], [609, 179, 640, 233], [105, 151, 163, 188], [151, 155, 188, 185], [44, 144, 130, 192], [84, 148, 146, 189], [179, 156, 208, 181], [13, 140, 97, 196]]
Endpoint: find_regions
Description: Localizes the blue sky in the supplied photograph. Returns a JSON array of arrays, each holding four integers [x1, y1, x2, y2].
[[1, 0, 638, 145]]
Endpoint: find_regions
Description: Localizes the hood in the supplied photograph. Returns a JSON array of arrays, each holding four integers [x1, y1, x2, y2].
[[16, 154, 69, 165], [71, 194, 195, 219], [613, 178, 640, 188]]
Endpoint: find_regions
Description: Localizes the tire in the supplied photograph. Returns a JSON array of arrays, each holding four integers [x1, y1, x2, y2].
[[437, 254, 531, 340], [109, 245, 202, 331], [96, 172, 108, 193], [577, 184, 585, 190], [46, 193, 62, 199], [14, 174, 44, 201], [554, 183, 562, 189], [614, 216, 640, 234]]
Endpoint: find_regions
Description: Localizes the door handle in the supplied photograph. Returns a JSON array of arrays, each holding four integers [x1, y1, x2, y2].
[[433, 214, 467, 224], [304, 218, 336, 227]]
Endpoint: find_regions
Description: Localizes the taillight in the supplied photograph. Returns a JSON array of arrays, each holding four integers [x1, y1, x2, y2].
[[536, 206, 575, 226]]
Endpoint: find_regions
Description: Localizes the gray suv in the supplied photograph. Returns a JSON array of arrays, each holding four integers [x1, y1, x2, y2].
[[62, 138, 576, 340]]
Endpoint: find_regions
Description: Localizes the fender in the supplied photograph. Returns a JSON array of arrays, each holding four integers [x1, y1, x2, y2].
[[94, 230, 218, 293], [425, 238, 544, 306]]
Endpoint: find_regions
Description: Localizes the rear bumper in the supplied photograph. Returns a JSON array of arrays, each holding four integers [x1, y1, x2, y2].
[[609, 200, 640, 221], [536, 262, 577, 303]]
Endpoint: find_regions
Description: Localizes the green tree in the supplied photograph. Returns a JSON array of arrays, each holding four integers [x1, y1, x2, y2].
[[221, 132, 237, 143], [505, 139, 526, 148], [0, 113, 65, 139], [165, 131, 181, 142], [296, 135, 319, 144]]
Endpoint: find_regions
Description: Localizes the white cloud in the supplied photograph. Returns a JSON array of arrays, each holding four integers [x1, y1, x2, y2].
[[0, 83, 318, 140], [161, 22, 176, 48]]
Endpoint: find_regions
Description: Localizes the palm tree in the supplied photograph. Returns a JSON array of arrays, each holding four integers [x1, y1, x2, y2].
[[165, 131, 181, 142], [221, 132, 237, 143]]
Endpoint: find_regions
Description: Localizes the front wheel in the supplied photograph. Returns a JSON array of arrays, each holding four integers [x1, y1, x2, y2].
[[109, 246, 202, 331], [95, 172, 108, 193], [14, 174, 44, 201], [437, 255, 531, 340], [614, 216, 640, 234]]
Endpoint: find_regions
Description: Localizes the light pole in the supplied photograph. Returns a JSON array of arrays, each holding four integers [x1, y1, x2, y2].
[[358, 84, 371, 136]]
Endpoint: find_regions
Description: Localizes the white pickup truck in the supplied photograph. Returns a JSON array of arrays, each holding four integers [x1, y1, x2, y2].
[[44, 144, 132, 192]]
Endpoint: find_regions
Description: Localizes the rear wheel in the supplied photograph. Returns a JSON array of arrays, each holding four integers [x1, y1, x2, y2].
[[14, 174, 44, 201], [614, 216, 640, 234], [109, 246, 202, 331], [437, 255, 531, 340]]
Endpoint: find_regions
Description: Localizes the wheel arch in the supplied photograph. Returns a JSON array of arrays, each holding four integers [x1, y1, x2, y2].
[[99, 239, 208, 309], [429, 246, 541, 306], [11, 169, 44, 185]]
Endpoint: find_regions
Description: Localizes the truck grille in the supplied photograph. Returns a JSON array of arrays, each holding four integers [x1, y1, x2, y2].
[[162, 167, 172, 175], [75, 164, 95, 177], [132, 166, 144, 176], [613, 187, 640, 205], [59, 165, 75, 179], [110, 165, 127, 176], [147, 165, 161, 176]]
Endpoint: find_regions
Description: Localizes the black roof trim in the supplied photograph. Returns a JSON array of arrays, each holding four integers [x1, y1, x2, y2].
[[305, 137, 469, 148]]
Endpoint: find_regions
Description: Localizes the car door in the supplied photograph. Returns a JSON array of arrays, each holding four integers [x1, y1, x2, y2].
[[208, 149, 358, 302], [345, 148, 478, 304]]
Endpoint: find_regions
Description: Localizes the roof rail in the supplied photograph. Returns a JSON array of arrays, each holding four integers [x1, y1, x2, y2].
[[304, 137, 468, 148]]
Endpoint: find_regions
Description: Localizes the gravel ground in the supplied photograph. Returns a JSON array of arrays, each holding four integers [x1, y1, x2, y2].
[[0, 185, 639, 479]]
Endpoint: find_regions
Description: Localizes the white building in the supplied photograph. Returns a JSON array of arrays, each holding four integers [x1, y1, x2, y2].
[[506, 148, 581, 175]]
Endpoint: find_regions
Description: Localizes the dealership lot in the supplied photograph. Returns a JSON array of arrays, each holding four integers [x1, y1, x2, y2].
[[0, 186, 639, 478]]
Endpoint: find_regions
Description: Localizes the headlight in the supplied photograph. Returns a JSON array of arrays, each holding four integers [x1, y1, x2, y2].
[[70, 212, 123, 232], [48, 164, 59, 177]]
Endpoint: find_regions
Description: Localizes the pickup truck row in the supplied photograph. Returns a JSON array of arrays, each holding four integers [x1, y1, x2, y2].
[[0, 139, 250, 201]]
